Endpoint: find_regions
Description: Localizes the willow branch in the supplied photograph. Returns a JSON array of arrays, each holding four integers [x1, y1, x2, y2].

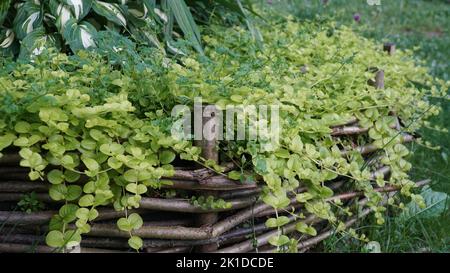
[[217, 179, 430, 253], [139, 196, 257, 213], [218, 188, 262, 199], [331, 126, 368, 136], [0, 182, 49, 193], [161, 177, 257, 191], [0, 154, 21, 165], [166, 162, 235, 181], [330, 117, 358, 128], [156, 246, 192, 253], [215, 214, 319, 253], [0, 243, 122, 253], [341, 133, 414, 156], [369, 166, 391, 180], [327, 179, 430, 202], [0, 193, 53, 203], [331, 115, 401, 137], [0, 209, 142, 225]]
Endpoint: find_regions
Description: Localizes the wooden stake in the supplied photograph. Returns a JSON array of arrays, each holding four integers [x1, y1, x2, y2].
[[382, 43, 403, 130], [383, 42, 396, 55], [368, 68, 384, 89], [194, 105, 220, 252], [374, 69, 385, 89]]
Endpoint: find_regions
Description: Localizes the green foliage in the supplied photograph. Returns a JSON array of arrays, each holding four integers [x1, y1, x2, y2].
[[0, 48, 207, 250], [401, 186, 449, 220], [190, 195, 232, 210], [0, 0, 256, 59], [45, 229, 81, 249], [322, 204, 450, 253], [17, 191, 45, 213], [0, 10, 446, 251], [270, 0, 449, 252]]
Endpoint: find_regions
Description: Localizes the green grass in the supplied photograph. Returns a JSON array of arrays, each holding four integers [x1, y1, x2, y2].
[[321, 210, 450, 253], [262, 0, 450, 252]]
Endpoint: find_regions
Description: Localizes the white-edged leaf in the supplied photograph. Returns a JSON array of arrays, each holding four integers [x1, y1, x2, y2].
[[0, 28, 15, 49], [153, 7, 167, 23], [13, 2, 42, 39], [55, 4, 74, 31], [92, 1, 126, 27], [63, 19, 97, 51], [127, 2, 148, 19], [62, 0, 92, 20]]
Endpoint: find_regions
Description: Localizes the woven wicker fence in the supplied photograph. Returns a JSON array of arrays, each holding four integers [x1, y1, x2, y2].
[[0, 43, 430, 253]]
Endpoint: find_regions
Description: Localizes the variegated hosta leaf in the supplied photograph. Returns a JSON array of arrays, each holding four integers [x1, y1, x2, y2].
[[56, 4, 74, 31], [127, 2, 148, 20], [18, 27, 57, 60], [129, 25, 165, 53], [49, 0, 61, 16], [13, 2, 43, 39], [63, 19, 97, 51], [92, 1, 127, 27], [0, 28, 15, 49], [61, 0, 92, 21], [153, 7, 167, 23]]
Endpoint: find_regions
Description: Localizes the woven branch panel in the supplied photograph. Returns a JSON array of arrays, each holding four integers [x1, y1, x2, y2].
[[0, 116, 429, 253], [0, 43, 431, 253]]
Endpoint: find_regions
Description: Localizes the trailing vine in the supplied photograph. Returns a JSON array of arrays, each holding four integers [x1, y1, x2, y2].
[[0, 16, 447, 252]]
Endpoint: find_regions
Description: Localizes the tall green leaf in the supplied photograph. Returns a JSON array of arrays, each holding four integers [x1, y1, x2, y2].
[[0, 0, 11, 26], [167, 0, 203, 54]]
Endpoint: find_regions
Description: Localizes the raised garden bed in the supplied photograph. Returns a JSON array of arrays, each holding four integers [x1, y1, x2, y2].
[[0, 14, 444, 253]]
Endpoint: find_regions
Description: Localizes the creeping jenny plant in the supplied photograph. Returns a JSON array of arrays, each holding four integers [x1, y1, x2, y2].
[[0, 17, 447, 251]]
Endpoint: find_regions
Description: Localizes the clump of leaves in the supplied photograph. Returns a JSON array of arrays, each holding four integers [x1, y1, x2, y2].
[[17, 192, 45, 213], [0, 0, 258, 60], [0, 48, 212, 251], [191, 195, 232, 210]]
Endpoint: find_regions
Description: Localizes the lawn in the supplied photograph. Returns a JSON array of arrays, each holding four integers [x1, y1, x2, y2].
[[264, 0, 450, 252]]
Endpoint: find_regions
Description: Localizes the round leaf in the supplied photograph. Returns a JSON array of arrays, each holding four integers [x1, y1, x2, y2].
[[159, 150, 176, 164], [66, 185, 82, 201], [128, 213, 143, 230], [46, 230, 65, 248], [100, 143, 124, 156], [47, 169, 64, 184], [128, 236, 143, 250], [78, 194, 95, 207], [49, 184, 67, 201], [59, 204, 79, 223]]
